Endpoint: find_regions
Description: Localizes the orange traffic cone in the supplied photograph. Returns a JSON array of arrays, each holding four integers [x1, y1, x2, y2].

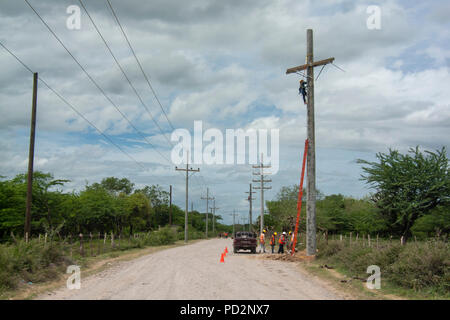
[[220, 253, 225, 263], [225, 247, 228, 254]]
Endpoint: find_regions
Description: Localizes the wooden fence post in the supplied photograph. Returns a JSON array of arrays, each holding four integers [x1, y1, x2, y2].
[[38, 233, 41, 243], [368, 234, 371, 248], [89, 232, 93, 256], [79, 233, 84, 256], [97, 232, 101, 255], [340, 234, 342, 242], [44, 233, 48, 245], [69, 234, 73, 258], [349, 232, 352, 246], [111, 232, 115, 249], [376, 234, 379, 249]]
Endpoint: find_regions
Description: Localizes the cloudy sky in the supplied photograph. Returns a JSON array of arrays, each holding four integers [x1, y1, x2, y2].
[[1, 0, 449, 225]]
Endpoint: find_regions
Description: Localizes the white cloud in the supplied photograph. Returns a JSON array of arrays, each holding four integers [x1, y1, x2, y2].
[[0, 0, 449, 224]]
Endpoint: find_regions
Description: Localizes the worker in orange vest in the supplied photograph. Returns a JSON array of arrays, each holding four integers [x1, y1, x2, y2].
[[259, 229, 266, 253], [270, 232, 277, 253], [278, 231, 286, 254]]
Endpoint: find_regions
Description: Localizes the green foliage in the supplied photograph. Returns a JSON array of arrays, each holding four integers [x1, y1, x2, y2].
[[357, 147, 449, 239], [95, 177, 134, 195], [0, 240, 71, 292], [412, 205, 450, 238], [317, 239, 450, 295]]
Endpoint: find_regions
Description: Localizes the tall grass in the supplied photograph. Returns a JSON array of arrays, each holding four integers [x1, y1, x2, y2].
[[317, 239, 450, 296], [0, 226, 181, 295], [0, 239, 72, 292]]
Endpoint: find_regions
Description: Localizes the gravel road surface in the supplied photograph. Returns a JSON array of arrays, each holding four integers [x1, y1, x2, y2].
[[39, 238, 343, 300]]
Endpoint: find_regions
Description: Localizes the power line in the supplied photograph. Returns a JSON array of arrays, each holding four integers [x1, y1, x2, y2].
[[78, 0, 173, 147], [106, 0, 175, 131], [0, 41, 146, 170], [24, 0, 171, 164]]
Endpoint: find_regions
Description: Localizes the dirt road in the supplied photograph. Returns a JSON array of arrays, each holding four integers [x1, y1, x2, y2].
[[39, 239, 343, 300]]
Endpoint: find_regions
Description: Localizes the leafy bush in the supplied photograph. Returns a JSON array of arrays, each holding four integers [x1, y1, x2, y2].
[[146, 227, 176, 246], [388, 241, 450, 292]]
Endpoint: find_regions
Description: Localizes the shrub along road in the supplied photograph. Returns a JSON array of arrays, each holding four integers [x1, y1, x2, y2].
[[38, 238, 343, 300]]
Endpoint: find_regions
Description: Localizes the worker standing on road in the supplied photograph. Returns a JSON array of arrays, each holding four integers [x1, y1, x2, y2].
[[259, 230, 266, 253], [270, 232, 277, 253], [278, 232, 286, 254]]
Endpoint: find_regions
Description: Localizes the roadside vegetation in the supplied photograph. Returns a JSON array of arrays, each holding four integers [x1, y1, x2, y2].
[[0, 146, 448, 298], [264, 147, 449, 298], [0, 175, 231, 296]]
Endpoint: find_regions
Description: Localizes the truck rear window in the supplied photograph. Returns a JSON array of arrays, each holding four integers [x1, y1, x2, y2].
[[236, 232, 256, 238]]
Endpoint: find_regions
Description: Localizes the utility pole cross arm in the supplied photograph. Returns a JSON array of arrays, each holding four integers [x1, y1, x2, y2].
[[286, 57, 335, 74]]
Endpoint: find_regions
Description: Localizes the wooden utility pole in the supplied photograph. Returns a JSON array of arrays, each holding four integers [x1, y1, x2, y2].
[[253, 153, 272, 236], [25, 72, 38, 239], [211, 199, 219, 234], [201, 188, 214, 238], [286, 29, 335, 256], [245, 183, 256, 232], [230, 210, 238, 237], [169, 185, 172, 226], [175, 151, 199, 243]]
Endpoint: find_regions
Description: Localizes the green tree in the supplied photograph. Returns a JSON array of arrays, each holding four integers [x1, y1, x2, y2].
[[97, 177, 134, 195], [357, 147, 449, 240], [123, 192, 151, 235], [411, 205, 450, 238], [0, 177, 26, 239]]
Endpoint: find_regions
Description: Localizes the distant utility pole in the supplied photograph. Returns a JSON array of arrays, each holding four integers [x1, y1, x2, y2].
[[230, 210, 238, 237], [253, 153, 272, 236], [175, 151, 200, 243], [245, 183, 256, 232], [201, 188, 214, 238], [286, 29, 335, 256], [25, 72, 38, 240], [241, 217, 249, 231], [211, 199, 219, 234], [169, 185, 172, 226]]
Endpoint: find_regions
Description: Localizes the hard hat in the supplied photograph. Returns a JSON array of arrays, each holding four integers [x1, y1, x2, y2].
[[289, 231, 292, 235], [283, 232, 286, 235], [263, 229, 266, 233], [274, 232, 277, 235]]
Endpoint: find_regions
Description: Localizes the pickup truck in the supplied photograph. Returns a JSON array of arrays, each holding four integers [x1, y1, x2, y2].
[[233, 231, 257, 253]]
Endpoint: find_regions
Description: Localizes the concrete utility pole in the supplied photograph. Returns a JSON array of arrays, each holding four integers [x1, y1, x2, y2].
[[211, 199, 219, 234], [245, 183, 256, 232], [169, 185, 172, 226], [286, 29, 335, 256], [253, 153, 272, 236], [25, 72, 38, 240], [175, 151, 199, 243], [201, 188, 214, 238]]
